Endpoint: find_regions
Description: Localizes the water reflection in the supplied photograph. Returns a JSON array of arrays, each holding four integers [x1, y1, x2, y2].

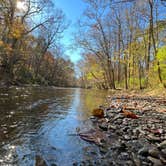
[[0, 87, 108, 165]]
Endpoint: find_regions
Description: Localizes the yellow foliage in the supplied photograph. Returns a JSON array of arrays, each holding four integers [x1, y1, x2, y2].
[[9, 20, 25, 39], [0, 40, 4, 46]]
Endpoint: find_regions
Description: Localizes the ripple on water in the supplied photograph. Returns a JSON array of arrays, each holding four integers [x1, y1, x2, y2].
[[0, 87, 108, 165]]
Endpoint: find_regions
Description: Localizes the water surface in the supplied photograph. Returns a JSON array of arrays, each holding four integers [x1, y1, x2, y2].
[[0, 87, 108, 166]]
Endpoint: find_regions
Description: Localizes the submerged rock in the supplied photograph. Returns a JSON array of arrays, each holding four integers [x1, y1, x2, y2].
[[35, 156, 47, 166]]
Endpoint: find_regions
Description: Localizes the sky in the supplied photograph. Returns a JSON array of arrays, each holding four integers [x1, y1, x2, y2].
[[53, 0, 86, 63]]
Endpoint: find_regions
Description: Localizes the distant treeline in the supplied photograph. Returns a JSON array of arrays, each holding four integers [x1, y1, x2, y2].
[[0, 0, 76, 87]]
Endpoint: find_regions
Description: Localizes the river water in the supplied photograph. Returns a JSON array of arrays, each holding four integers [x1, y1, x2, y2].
[[0, 87, 109, 166]]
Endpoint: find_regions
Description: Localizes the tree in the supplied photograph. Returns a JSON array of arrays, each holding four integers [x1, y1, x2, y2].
[[0, 0, 69, 86], [76, 0, 166, 89]]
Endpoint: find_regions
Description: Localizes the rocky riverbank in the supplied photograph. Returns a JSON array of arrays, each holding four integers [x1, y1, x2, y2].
[[77, 95, 166, 166]]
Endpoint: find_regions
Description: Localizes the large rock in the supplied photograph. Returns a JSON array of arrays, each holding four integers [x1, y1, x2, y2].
[[159, 140, 166, 149]]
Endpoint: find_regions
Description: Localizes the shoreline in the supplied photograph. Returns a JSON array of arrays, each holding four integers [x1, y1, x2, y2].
[[78, 95, 166, 165]]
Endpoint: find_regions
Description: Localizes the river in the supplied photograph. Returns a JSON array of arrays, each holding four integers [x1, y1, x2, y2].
[[0, 87, 109, 166]]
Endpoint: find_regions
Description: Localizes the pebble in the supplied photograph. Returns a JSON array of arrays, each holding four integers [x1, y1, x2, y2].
[[113, 114, 124, 121], [124, 135, 131, 141], [108, 125, 116, 130], [115, 119, 122, 125], [99, 122, 108, 131], [138, 147, 149, 157]]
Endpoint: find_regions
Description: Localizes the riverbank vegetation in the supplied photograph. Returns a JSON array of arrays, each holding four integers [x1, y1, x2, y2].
[[76, 0, 166, 90], [0, 0, 166, 91], [0, 0, 76, 87]]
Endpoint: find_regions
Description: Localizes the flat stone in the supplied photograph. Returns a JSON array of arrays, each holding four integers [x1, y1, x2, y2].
[[147, 156, 163, 166], [161, 149, 166, 156], [108, 124, 117, 130], [113, 114, 124, 121], [115, 119, 123, 125], [158, 140, 166, 149], [149, 148, 160, 158], [132, 154, 141, 166], [147, 134, 161, 142]]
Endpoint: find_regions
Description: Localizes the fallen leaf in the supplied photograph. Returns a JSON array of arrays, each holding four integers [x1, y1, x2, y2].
[[92, 108, 104, 118], [122, 106, 138, 119]]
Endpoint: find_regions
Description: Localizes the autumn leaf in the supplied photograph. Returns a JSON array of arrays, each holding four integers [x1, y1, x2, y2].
[[92, 108, 104, 118], [122, 106, 138, 119]]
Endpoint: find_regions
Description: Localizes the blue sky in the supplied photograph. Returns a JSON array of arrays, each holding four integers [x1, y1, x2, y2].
[[54, 0, 86, 63]]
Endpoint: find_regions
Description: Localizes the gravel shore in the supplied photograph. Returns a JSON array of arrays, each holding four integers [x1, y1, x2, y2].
[[77, 95, 166, 166]]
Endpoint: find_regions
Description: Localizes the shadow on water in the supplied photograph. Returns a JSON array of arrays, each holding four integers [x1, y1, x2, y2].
[[0, 87, 109, 166]]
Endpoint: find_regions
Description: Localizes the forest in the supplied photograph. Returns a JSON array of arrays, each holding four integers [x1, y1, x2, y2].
[[0, 0, 166, 90], [0, 0, 76, 87], [76, 0, 166, 90]]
